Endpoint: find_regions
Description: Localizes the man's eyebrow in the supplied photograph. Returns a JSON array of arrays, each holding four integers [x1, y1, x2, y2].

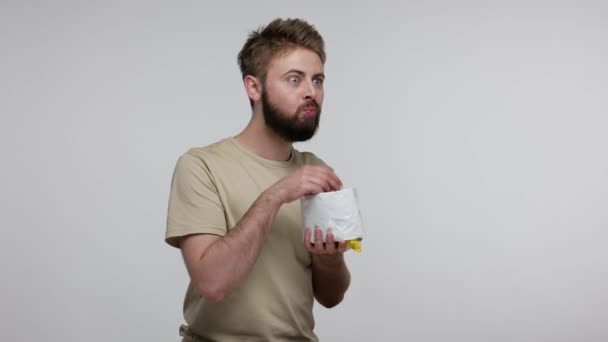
[[281, 69, 305, 77], [281, 69, 325, 79]]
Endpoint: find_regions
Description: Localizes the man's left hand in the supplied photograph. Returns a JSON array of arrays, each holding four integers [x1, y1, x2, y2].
[[304, 227, 348, 256]]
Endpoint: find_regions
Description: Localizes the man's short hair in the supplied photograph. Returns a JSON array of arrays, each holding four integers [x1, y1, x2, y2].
[[237, 18, 326, 83]]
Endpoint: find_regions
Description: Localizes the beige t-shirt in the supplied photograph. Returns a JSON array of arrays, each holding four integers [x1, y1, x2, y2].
[[165, 137, 327, 341]]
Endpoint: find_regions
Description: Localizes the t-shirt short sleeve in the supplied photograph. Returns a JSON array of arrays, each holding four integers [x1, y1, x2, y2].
[[165, 153, 227, 248]]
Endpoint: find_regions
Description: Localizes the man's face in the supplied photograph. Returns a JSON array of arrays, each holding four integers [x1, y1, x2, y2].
[[260, 48, 325, 142]]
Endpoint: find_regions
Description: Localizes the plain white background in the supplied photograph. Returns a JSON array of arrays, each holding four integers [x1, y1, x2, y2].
[[2, 1, 607, 341]]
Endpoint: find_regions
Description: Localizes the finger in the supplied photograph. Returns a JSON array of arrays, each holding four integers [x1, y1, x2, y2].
[[314, 227, 325, 253], [337, 240, 348, 253], [307, 176, 332, 192], [330, 177, 342, 191], [321, 170, 342, 191], [326, 170, 343, 190], [304, 228, 314, 252], [304, 167, 341, 191], [319, 174, 340, 192], [322, 174, 342, 192], [301, 166, 327, 180], [303, 183, 326, 197], [325, 229, 336, 254]]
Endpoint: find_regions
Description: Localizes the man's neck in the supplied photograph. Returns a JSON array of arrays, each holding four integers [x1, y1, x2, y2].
[[234, 118, 293, 161]]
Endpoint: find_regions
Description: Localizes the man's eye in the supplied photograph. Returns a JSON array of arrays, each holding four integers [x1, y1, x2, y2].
[[313, 78, 324, 85], [288, 76, 300, 83]]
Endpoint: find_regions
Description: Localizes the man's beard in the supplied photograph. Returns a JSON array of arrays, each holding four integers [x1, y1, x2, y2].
[[261, 90, 321, 142]]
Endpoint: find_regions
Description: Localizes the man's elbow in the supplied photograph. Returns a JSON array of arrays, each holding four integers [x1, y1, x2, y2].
[[316, 294, 344, 308], [196, 281, 228, 303]]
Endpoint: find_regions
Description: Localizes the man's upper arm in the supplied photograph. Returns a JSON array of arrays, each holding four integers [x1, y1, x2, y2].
[[165, 152, 228, 248]]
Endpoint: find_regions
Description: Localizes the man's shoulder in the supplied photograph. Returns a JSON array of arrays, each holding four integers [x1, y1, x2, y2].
[[181, 137, 236, 162], [172, 138, 242, 177], [295, 149, 330, 168]]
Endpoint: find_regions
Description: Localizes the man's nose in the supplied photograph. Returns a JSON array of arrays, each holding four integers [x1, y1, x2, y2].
[[303, 80, 317, 100]]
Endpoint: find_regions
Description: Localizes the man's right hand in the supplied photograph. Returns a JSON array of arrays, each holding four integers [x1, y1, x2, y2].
[[267, 165, 343, 204]]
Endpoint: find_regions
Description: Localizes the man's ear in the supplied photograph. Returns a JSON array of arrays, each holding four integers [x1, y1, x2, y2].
[[244, 75, 262, 102]]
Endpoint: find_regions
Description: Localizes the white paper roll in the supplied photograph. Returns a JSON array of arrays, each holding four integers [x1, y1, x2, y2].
[[300, 187, 364, 243]]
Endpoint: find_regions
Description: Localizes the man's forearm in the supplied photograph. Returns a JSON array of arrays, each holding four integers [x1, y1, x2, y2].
[[197, 190, 283, 300], [312, 254, 351, 308]]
